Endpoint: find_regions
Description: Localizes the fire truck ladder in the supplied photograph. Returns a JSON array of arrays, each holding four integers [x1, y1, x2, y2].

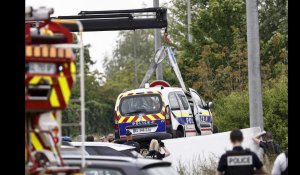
[[53, 7, 167, 32]]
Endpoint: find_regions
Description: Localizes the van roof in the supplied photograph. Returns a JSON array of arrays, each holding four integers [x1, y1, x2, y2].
[[120, 87, 185, 95]]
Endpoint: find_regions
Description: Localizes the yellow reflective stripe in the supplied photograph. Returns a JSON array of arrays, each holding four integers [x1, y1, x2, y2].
[[42, 76, 53, 85], [147, 115, 156, 121], [116, 111, 120, 116], [70, 62, 76, 81], [118, 117, 126, 123], [29, 76, 42, 84], [157, 113, 165, 119], [173, 112, 182, 117], [50, 89, 60, 107], [29, 76, 53, 85], [30, 132, 43, 151], [181, 113, 190, 117], [201, 111, 210, 115], [127, 116, 135, 123], [58, 76, 71, 105]]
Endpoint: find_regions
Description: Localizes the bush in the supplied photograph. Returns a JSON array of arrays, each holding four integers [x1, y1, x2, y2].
[[213, 74, 288, 150]]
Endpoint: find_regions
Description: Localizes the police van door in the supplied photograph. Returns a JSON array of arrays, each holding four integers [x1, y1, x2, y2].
[[168, 92, 183, 137], [189, 88, 213, 135], [175, 91, 196, 137]]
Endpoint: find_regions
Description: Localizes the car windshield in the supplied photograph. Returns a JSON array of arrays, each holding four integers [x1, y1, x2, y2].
[[143, 166, 179, 175], [120, 94, 162, 116]]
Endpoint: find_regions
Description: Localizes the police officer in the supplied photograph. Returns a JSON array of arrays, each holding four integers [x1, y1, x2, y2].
[[271, 150, 288, 175], [252, 131, 281, 157], [217, 129, 267, 175], [123, 130, 140, 153]]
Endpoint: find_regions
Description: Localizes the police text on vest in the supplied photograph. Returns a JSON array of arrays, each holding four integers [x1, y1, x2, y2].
[[227, 155, 253, 166]]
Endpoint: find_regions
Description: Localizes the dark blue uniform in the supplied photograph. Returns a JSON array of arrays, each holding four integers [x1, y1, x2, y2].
[[217, 146, 263, 175]]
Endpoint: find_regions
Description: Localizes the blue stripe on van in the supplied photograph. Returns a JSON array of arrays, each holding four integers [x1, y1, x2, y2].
[[119, 120, 166, 136]]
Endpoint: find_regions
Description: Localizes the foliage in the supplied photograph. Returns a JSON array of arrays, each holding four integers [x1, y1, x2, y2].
[[62, 0, 288, 149], [213, 68, 288, 150]]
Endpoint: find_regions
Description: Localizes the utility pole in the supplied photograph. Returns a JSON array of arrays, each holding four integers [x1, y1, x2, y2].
[[187, 0, 192, 43], [154, 0, 163, 80], [246, 0, 264, 130], [133, 31, 138, 88]]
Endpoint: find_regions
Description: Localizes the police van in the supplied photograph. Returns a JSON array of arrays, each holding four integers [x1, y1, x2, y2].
[[114, 80, 216, 146]]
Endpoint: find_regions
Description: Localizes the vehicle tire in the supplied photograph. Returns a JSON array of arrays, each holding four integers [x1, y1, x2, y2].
[[213, 124, 218, 134], [176, 129, 184, 138]]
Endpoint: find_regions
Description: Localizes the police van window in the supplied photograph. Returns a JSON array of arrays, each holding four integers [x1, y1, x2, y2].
[[200, 96, 206, 107], [177, 93, 189, 110], [191, 91, 204, 108], [120, 94, 162, 116], [168, 92, 180, 110]]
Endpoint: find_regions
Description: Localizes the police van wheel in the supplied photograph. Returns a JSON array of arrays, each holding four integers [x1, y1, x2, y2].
[[213, 124, 218, 133], [176, 130, 184, 138]]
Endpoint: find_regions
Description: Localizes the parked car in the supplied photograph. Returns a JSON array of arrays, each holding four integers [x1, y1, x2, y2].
[[63, 155, 179, 175], [69, 142, 143, 158], [60, 145, 89, 156]]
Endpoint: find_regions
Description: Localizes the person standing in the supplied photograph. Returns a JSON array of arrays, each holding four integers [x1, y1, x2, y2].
[[271, 151, 288, 175], [106, 133, 115, 143], [252, 131, 281, 157], [217, 129, 267, 175]]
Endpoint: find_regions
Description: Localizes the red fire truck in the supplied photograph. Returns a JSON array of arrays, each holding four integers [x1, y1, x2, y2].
[[25, 6, 82, 174]]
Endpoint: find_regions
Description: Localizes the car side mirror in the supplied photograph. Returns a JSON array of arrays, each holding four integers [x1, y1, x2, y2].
[[207, 102, 213, 109]]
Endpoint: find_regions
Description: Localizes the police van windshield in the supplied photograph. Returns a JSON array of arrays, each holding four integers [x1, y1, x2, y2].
[[120, 94, 162, 116]]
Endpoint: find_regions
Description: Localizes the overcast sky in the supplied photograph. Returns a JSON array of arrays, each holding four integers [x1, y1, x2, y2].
[[27, 0, 171, 73]]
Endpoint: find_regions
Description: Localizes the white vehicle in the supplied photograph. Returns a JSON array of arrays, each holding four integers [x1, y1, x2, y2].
[[114, 82, 216, 146], [60, 145, 89, 156], [114, 46, 217, 148], [69, 142, 143, 158]]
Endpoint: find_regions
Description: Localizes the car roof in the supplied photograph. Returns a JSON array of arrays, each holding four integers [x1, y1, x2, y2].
[[63, 155, 172, 169], [70, 142, 135, 151]]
